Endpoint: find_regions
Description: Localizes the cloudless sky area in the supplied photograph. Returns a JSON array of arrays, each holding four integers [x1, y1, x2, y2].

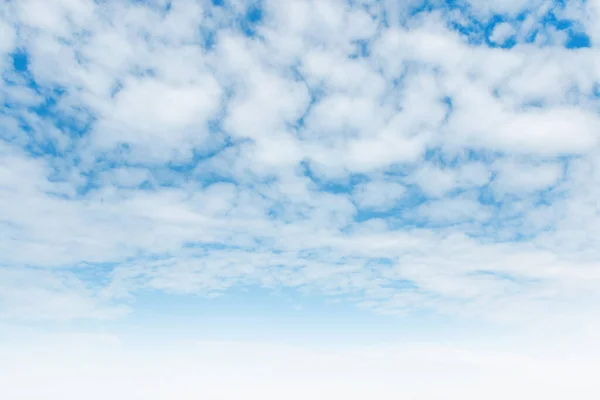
[[1, 0, 600, 399]]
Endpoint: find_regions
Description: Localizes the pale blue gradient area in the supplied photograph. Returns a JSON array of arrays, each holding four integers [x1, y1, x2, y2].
[[16, 287, 495, 347]]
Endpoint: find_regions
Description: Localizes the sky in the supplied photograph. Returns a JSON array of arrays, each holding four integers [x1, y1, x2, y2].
[[2, 0, 600, 398]]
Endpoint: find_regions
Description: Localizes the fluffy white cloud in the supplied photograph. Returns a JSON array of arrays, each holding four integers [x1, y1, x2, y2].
[[492, 160, 563, 194], [0, 19, 15, 56], [490, 22, 516, 44], [353, 180, 406, 210], [0, 268, 126, 321]]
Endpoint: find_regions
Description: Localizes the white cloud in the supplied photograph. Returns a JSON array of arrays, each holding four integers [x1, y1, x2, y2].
[[410, 162, 491, 198], [0, 268, 126, 321], [353, 180, 406, 210], [490, 22, 516, 44], [412, 165, 459, 197], [492, 160, 563, 194], [0, 19, 15, 57], [93, 76, 222, 161], [99, 167, 151, 188], [583, 0, 600, 44], [413, 194, 492, 224]]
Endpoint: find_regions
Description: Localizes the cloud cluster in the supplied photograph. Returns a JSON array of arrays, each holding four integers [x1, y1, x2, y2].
[[1, 0, 600, 323]]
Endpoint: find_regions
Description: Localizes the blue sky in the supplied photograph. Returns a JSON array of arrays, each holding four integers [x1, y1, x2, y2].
[[2, 0, 600, 398]]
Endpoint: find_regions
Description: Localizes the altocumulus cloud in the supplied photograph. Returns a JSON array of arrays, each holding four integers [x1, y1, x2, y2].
[[1, 0, 600, 326]]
